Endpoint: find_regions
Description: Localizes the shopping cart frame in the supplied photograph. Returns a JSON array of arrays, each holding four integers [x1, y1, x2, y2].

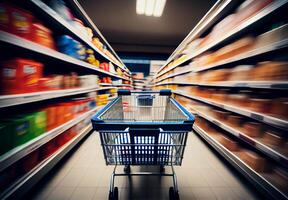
[[92, 90, 194, 200]]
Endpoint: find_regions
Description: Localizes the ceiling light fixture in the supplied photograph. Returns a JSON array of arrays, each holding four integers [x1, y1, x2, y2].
[[145, 0, 155, 16], [153, 0, 166, 17], [136, 0, 166, 17], [136, 0, 145, 15]]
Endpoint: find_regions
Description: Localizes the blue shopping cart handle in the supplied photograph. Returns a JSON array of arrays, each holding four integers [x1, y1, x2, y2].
[[118, 89, 131, 96], [117, 89, 172, 96], [170, 98, 195, 123], [159, 89, 172, 96]]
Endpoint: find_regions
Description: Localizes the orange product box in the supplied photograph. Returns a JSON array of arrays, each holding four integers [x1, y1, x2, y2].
[[1, 58, 43, 94], [54, 103, 66, 126], [60, 102, 75, 122], [44, 105, 57, 131], [31, 22, 55, 49]]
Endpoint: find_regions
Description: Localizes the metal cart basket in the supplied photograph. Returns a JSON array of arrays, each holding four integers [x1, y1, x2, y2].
[[91, 90, 194, 200]]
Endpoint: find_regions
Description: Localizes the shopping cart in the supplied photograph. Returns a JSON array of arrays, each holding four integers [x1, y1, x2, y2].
[[91, 90, 194, 200]]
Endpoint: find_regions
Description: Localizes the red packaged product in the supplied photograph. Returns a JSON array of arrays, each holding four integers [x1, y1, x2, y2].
[[55, 132, 68, 147], [44, 105, 57, 131], [18, 149, 40, 174], [38, 77, 54, 91], [59, 102, 74, 122], [41, 139, 57, 159], [68, 126, 78, 139], [54, 103, 66, 126], [99, 63, 105, 70], [1, 58, 43, 94], [0, 3, 10, 32], [31, 22, 55, 49], [9, 5, 33, 40]]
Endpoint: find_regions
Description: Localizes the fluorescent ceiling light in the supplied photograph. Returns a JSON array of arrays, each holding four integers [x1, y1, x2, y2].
[[145, 0, 156, 16], [136, 0, 145, 15], [153, 0, 166, 17], [136, 0, 166, 17]]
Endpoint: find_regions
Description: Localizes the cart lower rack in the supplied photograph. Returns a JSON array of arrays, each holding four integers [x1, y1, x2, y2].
[[92, 90, 194, 200]]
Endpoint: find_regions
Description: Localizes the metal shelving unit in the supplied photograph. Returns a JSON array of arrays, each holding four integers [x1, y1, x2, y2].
[[156, 37, 288, 83], [154, 0, 288, 199], [0, 31, 126, 80], [155, 81, 288, 90], [0, 124, 92, 200], [156, 0, 287, 78], [0, 86, 115, 108], [193, 125, 288, 200], [30, 0, 128, 72], [156, 0, 238, 75], [173, 90, 288, 130], [0, 106, 100, 173], [69, 0, 129, 73], [0, 1, 130, 198], [193, 38, 288, 73], [155, 69, 191, 83], [99, 83, 131, 87], [194, 108, 288, 167]]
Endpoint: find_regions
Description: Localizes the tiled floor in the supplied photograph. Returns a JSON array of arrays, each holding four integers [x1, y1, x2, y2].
[[26, 132, 261, 200]]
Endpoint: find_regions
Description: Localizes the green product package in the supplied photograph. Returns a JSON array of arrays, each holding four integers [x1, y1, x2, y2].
[[0, 123, 13, 155], [31, 111, 47, 137], [9, 114, 34, 147]]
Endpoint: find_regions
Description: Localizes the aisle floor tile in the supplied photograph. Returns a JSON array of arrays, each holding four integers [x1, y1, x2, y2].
[[69, 187, 96, 200], [28, 132, 261, 200], [212, 187, 238, 200], [191, 187, 217, 200], [58, 168, 85, 187], [46, 187, 74, 200]]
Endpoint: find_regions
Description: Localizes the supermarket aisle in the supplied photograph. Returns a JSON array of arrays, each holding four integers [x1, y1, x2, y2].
[[27, 132, 261, 200]]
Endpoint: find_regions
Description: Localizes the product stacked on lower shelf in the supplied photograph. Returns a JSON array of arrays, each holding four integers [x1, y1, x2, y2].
[[175, 96, 288, 196], [0, 89, 116, 196], [0, 57, 125, 96], [0, 2, 130, 80], [154, 1, 288, 197], [0, 116, 91, 192], [0, 96, 95, 155]]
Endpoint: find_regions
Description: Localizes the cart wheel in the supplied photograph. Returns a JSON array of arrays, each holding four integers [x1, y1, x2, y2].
[[160, 165, 165, 173], [108, 187, 118, 200], [169, 187, 180, 200], [124, 165, 131, 173]]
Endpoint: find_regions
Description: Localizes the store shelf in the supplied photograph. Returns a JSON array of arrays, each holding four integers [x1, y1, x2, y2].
[[108, 96, 117, 101], [194, 108, 288, 167], [156, 64, 182, 78], [155, 81, 288, 90], [0, 31, 127, 80], [0, 106, 99, 172], [156, 69, 192, 83], [157, 0, 236, 75], [30, 0, 127, 71], [173, 90, 288, 130], [156, 0, 287, 78], [0, 86, 115, 108], [69, 0, 128, 72], [193, 39, 288, 72], [100, 83, 131, 87], [133, 80, 145, 83], [193, 125, 288, 200], [0, 124, 92, 200]]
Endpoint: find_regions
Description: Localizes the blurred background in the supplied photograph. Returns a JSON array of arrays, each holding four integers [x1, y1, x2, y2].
[[0, 0, 287, 199]]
